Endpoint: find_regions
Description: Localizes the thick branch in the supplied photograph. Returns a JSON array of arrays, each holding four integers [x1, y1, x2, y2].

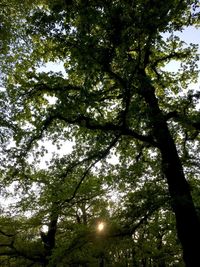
[[165, 111, 200, 132], [152, 51, 191, 68], [17, 110, 156, 165], [55, 113, 156, 146], [0, 229, 16, 238]]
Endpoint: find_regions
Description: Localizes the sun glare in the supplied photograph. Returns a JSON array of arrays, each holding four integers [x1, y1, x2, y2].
[[97, 222, 105, 232]]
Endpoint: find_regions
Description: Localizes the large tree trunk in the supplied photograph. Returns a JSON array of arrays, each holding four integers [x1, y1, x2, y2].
[[158, 125, 200, 266], [40, 206, 59, 267], [140, 72, 200, 266]]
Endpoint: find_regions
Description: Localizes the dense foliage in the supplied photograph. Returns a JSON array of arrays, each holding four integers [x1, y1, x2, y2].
[[0, 0, 200, 266]]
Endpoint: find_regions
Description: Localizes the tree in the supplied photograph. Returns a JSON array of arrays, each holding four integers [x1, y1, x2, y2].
[[2, 0, 200, 266]]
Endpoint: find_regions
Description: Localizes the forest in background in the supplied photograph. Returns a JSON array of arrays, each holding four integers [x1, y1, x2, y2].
[[0, 0, 200, 266]]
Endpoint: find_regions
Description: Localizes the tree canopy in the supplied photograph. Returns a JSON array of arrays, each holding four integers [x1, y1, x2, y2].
[[0, 0, 200, 266]]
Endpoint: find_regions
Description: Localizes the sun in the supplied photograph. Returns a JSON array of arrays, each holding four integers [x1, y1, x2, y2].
[[97, 222, 105, 232]]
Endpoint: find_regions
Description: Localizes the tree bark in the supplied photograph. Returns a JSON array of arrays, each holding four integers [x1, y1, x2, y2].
[[40, 206, 59, 267], [158, 128, 200, 266], [140, 71, 200, 266]]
